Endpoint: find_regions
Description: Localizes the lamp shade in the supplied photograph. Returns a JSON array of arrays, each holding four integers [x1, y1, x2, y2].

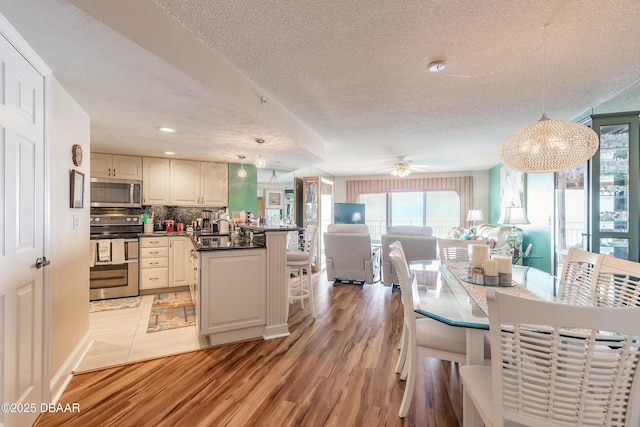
[[498, 206, 530, 225], [498, 114, 599, 173], [466, 209, 484, 222]]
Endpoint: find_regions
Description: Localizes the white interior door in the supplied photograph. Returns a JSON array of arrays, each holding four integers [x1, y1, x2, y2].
[[0, 31, 46, 427]]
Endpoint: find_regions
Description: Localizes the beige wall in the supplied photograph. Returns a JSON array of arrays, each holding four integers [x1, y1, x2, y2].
[[49, 78, 90, 376]]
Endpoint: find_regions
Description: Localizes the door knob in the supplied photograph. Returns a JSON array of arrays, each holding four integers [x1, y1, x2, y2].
[[35, 257, 51, 269]]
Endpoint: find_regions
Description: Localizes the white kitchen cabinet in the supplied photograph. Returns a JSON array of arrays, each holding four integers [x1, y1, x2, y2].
[[201, 162, 228, 206], [91, 153, 142, 180], [170, 159, 201, 205], [169, 236, 191, 287], [139, 236, 169, 290], [199, 249, 266, 338], [142, 157, 171, 205], [170, 160, 228, 206]]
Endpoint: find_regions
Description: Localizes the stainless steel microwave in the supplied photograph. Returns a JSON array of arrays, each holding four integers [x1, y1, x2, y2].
[[90, 178, 142, 208]]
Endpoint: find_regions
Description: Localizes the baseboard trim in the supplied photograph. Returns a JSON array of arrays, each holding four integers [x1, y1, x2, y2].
[[49, 331, 94, 404]]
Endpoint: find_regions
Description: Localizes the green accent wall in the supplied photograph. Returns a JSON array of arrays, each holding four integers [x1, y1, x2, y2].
[[488, 164, 501, 224], [524, 173, 553, 273], [488, 163, 553, 274], [228, 163, 257, 214]]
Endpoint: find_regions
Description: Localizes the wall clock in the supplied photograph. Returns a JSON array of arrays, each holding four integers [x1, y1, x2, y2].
[[72, 144, 83, 166]]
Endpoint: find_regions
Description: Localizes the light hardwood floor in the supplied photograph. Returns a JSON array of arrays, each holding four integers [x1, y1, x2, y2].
[[37, 272, 462, 426]]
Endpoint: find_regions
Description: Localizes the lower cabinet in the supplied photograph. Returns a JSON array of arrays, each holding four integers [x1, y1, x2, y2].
[[139, 235, 192, 290], [169, 236, 190, 287], [198, 249, 266, 337], [139, 237, 169, 290]]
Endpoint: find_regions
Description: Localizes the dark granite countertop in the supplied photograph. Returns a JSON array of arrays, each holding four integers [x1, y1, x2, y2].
[[189, 233, 265, 252]]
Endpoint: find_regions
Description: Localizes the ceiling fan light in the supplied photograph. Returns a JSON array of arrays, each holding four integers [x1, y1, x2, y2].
[[237, 168, 247, 178], [390, 163, 411, 177], [498, 116, 600, 173]]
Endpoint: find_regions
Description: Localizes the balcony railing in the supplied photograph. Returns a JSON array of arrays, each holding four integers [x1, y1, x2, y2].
[[365, 220, 459, 244]]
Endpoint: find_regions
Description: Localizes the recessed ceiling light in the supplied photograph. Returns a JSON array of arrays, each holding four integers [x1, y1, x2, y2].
[[158, 127, 175, 133], [164, 151, 175, 155], [428, 61, 446, 72]]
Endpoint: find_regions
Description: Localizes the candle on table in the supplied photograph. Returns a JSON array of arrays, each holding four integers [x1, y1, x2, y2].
[[469, 244, 489, 268], [494, 255, 512, 274], [483, 259, 498, 276]]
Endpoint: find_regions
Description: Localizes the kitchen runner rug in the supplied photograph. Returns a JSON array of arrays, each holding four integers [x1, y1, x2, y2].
[[147, 291, 195, 333], [89, 296, 142, 313]]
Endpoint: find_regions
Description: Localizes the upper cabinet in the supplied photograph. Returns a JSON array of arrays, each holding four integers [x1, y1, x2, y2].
[[141, 157, 228, 207], [91, 153, 142, 180], [171, 159, 201, 205], [143, 157, 171, 205], [201, 162, 228, 207]]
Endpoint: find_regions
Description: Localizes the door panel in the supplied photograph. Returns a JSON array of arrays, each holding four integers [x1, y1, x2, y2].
[[0, 31, 45, 427]]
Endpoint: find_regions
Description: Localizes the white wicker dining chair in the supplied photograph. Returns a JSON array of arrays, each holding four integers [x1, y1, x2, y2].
[[437, 238, 488, 267], [592, 254, 640, 308], [461, 288, 640, 427], [389, 248, 467, 418], [558, 247, 603, 306]]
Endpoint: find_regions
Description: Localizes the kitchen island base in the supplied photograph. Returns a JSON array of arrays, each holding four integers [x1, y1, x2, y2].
[[196, 227, 299, 345]]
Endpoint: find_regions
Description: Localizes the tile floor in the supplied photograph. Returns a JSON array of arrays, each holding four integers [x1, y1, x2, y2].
[[77, 295, 210, 372]]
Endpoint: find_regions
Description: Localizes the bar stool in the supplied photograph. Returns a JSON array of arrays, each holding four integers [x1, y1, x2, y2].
[[287, 225, 317, 318]]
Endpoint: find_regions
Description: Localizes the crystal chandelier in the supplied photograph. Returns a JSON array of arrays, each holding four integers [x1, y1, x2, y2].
[[390, 162, 411, 177], [498, 28, 599, 173]]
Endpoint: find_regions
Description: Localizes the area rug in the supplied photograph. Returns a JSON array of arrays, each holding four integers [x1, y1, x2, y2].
[[147, 291, 196, 333], [89, 296, 142, 313]]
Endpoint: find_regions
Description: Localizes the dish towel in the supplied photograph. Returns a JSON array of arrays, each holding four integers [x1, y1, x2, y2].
[[111, 239, 125, 264], [89, 241, 96, 267], [97, 239, 111, 263]]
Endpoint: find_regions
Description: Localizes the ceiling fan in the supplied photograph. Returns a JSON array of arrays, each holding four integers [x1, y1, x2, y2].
[[382, 156, 430, 177]]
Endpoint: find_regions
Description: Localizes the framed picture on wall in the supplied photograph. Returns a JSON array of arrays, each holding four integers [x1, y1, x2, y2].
[[70, 169, 85, 208], [500, 166, 525, 208], [265, 189, 284, 209]]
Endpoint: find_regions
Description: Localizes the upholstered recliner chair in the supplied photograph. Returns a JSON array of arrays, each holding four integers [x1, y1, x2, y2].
[[381, 226, 438, 286], [324, 224, 376, 284]]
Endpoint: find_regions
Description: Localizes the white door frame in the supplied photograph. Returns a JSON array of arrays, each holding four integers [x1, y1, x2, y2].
[[0, 11, 52, 408]]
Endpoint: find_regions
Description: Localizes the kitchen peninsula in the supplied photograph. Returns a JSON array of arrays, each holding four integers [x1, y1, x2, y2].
[[193, 224, 303, 346]]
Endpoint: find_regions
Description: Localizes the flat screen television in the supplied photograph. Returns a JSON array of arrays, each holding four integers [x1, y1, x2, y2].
[[334, 203, 365, 224]]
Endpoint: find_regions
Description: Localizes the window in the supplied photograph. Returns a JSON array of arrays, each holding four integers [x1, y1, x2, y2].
[[358, 191, 460, 239]]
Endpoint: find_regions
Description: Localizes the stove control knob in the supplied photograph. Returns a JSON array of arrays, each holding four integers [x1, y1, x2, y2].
[[132, 217, 138, 222], [126, 217, 132, 222], [94, 218, 101, 222]]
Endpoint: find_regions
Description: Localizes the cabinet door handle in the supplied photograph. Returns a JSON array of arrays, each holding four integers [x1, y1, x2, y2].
[[150, 262, 159, 265], [150, 251, 159, 254], [113, 168, 116, 177], [150, 241, 159, 244], [150, 277, 159, 281]]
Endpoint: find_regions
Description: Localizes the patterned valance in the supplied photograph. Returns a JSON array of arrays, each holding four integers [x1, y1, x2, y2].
[[346, 176, 473, 227]]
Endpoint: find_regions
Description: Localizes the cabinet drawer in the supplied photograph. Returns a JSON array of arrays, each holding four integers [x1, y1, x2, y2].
[[140, 257, 169, 268], [140, 237, 169, 248], [140, 267, 168, 289], [140, 247, 169, 258]]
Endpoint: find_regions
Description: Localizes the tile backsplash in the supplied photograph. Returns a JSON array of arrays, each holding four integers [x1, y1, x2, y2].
[[142, 206, 227, 230]]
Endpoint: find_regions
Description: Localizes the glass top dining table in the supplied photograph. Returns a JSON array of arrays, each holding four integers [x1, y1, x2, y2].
[[409, 259, 564, 330], [409, 259, 579, 427]]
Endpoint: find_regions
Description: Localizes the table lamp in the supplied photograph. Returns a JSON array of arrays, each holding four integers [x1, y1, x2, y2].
[[466, 209, 484, 233], [498, 206, 530, 255]]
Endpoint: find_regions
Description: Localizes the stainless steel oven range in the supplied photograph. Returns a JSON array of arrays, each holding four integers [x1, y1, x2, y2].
[[90, 214, 142, 301]]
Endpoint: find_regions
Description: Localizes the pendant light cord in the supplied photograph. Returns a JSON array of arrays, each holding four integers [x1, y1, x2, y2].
[[542, 26, 547, 116]]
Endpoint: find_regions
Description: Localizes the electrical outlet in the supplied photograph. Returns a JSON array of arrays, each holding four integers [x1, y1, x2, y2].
[[73, 213, 80, 229]]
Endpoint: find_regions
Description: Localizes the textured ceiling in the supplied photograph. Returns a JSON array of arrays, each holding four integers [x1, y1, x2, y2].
[[3, 0, 640, 176]]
